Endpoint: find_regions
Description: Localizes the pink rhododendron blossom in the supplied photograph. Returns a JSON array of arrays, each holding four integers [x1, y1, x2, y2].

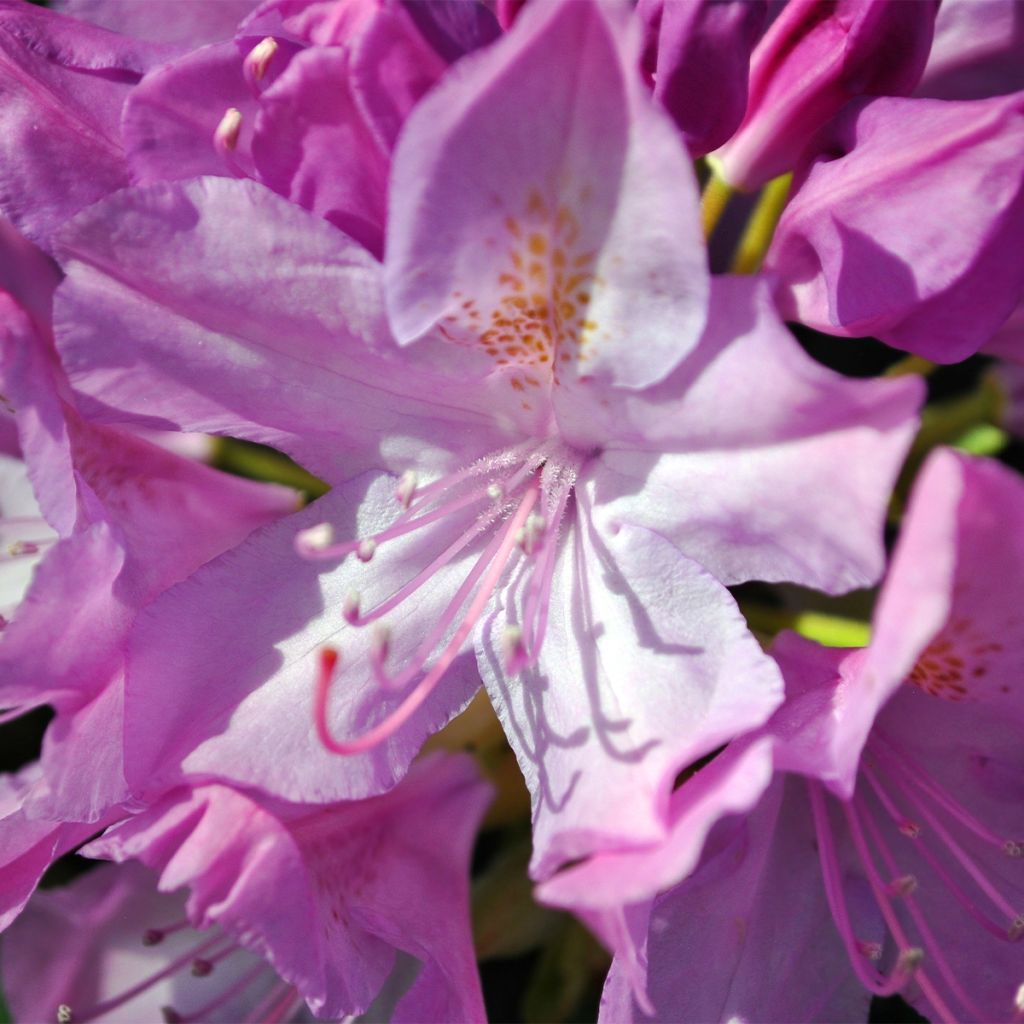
[[0, 1, 175, 250], [766, 90, 1024, 362], [542, 449, 1024, 1022], [51, 1, 921, 884], [54, 0, 258, 48], [0, 219, 295, 824], [123, 0, 490, 257], [4, 860, 317, 1022], [711, 0, 939, 190], [47, 752, 489, 1022], [635, 0, 766, 158]]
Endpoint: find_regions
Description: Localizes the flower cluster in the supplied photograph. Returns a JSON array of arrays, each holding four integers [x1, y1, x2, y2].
[[0, 0, 1021, 1021]]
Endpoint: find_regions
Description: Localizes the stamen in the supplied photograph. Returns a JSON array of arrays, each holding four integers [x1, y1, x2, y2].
[[213, 108, 242, 155], [342, 591, 360, 624], [356, 539, 377, 563], [176, 963, 266, 1024], [142, 918, 189, 946], [862, 763, 1016, 941], [395, 470, 418, 509], [889, 874, 918, 898], [501, 625, 525, 673], [295, 523, 334, 555], [243, 37, 277, 88], [487, 483, 505, 502], [845, 798, 965, 1024], [806, 781, 909, 999], [857, 940, 883, 961], [874, 734, 1019, 853], [315, 484, 540, 755], [57, 1007, 72, 1024], [74, 934, 223, 1023], [1015, 982, 1024, 1015], [855, 794, 989, 1021]]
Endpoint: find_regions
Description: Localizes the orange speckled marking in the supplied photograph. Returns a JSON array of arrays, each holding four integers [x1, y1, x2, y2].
[[443, 187, 601, 394], [907, 617, 1006, 702]]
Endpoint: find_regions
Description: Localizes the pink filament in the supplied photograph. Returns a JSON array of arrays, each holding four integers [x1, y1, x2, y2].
[[315, 485, 540, 755], [807, 781, 910, 999], [76, 934, 225, 1023], [178, 963, 266, 1024]]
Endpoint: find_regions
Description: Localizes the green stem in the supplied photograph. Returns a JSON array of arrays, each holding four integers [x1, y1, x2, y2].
[[730, 173, 792, 274], [741, 602, 871, 648], [701, 172, 733, 240]]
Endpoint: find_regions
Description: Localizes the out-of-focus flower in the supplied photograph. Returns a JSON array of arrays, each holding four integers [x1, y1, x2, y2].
[[711, 0, 938, 190], [766, 91, 1024, 362], [542, 449, 1024, 1023], [635, 0, 766, 157], [3, 752, 491, 1022]]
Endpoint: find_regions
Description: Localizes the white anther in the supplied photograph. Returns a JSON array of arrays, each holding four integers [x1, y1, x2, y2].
[[7, 540, 38, 556], [856, 940, 882, 962], [502, 625, 525, 672], [517, 513, 547, 555], [487, 483, 504, 502], [396, 470, 418, 508], [1014, 981, 1024, 1014], [342, 591, 361, 624], [57, 1007, 72, 1024], [896, 948, 924, 974], [889, 874, 918, 898], [296, 522, 334, 553], [245, 36, 278, 83], [213, 107, 242, 153], [357, 538, 377, 562]]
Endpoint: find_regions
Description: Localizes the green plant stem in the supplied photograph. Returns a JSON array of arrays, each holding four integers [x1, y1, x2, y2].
[[730, 173, 792, 274]]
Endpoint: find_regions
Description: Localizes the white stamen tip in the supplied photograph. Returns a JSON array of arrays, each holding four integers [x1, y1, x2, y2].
[[897, 947, 924, 974], [396, 470, 418, 508], [1005, 840, 1024, 858], [296, 522, 334, 553], [501, 625, 525, 672], [245, 36, 278, 82], [343, 591, 361, 624], [1014, 982, 1024, 1014], [889, 874, 918, 898], [856, 940, 882, 962], [1010, 914, 1024, 941], [899, 820, 921, 839], [213, 107, 242, 152], [487, 483, 504, 502], [57, 1007, 73, 1024], [357, 538, 377, 562]]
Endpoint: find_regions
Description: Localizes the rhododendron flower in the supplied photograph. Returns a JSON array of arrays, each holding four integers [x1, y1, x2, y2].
[[1, 752, 491, 1022], [711, 0, 939, 190], [766, 91, 1024, 362], [0, 219, 294, 823], [541, 449, 1024, 1023], [52, 0, 921, 880]]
